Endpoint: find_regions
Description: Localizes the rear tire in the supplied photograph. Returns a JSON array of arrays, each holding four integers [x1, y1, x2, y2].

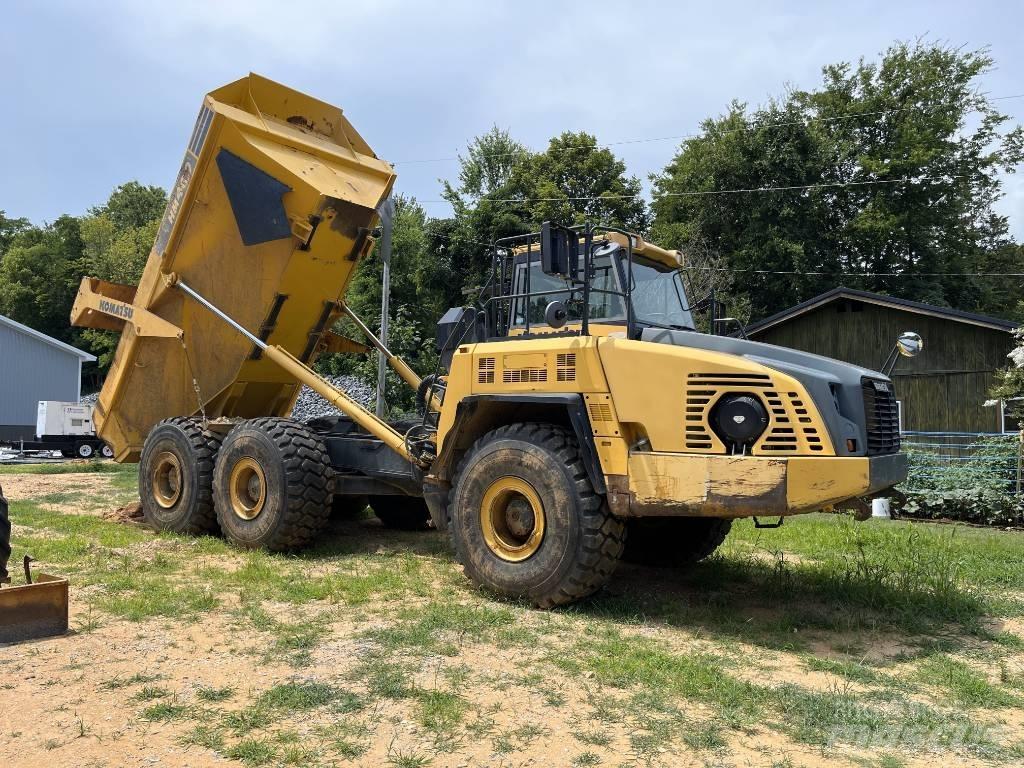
[[76, 442, 94, 459], [100, 444, 114, 459], [369, 495, 431, 530], [0, 483, 10, 584], [448, 423, 624, 608], [139, 417, 222, 534], [623, 517, 732, 567], [214, 418, 331, 551]]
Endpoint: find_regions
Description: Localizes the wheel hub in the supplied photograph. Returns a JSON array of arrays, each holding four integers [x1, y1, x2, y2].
[[504, 498, 535, 538], [152, 451, 182, 509], [229, 457, 267, 521], [480, 476, 545, 562]]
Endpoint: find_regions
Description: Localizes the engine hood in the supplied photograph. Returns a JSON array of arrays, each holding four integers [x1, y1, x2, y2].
[[640, 328, 892, 456]]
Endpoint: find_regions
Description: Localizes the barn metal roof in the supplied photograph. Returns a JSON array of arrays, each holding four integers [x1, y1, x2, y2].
[[745, 287, 1019, 336], [0, 314, 96, 361]]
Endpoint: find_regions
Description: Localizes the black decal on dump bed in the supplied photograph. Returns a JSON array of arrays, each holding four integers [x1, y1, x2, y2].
[[216, 148, 292, 246]]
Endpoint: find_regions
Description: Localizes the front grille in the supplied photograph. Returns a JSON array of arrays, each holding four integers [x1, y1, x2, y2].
[[862, 378, 900, 455]]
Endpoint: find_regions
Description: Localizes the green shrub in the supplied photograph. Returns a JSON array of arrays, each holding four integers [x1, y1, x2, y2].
[[895, 435, 1022, 526]]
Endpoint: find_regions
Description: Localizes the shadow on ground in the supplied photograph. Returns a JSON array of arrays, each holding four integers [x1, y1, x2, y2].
[[286, 515, 992, 661]]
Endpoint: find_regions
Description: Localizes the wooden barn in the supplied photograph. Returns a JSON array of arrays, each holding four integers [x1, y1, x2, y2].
[[744, 287, 1020, 434]]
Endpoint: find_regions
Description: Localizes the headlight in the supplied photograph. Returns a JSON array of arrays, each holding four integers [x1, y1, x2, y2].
[[710, 394, 768, 448]]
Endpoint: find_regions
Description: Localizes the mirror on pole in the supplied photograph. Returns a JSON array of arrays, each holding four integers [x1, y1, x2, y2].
[[897, 331, 923, 358]]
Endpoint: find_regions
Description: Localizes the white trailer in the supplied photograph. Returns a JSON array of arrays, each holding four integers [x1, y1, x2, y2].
[[0, 401, 112, 459]]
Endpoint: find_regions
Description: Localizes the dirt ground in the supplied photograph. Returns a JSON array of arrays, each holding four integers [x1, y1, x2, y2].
[[2, 470, 1023, 768]]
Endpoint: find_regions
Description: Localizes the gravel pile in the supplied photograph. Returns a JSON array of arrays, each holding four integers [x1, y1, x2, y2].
[[77, 377, 376, 423], [290, 374, 376, 421]]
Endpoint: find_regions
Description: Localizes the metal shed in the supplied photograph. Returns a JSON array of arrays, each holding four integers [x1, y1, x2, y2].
[[0, 315, 96, 441]]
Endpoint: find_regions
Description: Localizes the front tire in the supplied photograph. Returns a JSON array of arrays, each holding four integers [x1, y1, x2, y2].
[[139, 417, 222, 534], [448, 423, 624, 608], [100, 443, 114, 459], [213, 418, 331, 551], [623, 517, 732, 567], [76, 442, 95, 459]]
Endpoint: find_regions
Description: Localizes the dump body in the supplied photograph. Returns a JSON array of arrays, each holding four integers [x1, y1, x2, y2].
[[73, 75, 395, 460]]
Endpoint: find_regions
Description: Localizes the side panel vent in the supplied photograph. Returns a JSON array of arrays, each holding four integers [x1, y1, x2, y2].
[[683, 373, 829, 454], [759, 390, 825, 453], [503, 368, 547, 384], [588, 402, 613, 422], [556, 353, 577, 382], [478, 357, 495, 384], [684, 373, 771, 451]]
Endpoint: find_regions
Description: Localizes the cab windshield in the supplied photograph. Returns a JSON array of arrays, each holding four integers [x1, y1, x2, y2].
[[509, 247, 694, 331], [512, 252, 624, 325], [628, 256, 695, 330]]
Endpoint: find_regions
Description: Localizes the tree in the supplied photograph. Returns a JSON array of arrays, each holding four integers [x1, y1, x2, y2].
[[0, 215, 83, 343], [90, 182, 167, 231], [0, 211, 31, 256], [992, 307, 1024, 427], [318, 196, 443, 412], [652, 42, 1024, 321], [76, 184, 167, 368], [439, 128, 650, 297]]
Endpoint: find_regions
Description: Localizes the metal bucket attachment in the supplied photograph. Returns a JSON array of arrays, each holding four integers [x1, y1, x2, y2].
[[0, 572, 69, 644]]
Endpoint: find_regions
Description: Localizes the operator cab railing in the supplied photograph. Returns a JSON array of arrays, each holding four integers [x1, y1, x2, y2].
[[485, 222, 696, 340]]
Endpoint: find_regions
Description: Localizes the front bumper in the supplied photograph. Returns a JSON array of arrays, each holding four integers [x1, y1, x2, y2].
[[609, 451, 908, 518]]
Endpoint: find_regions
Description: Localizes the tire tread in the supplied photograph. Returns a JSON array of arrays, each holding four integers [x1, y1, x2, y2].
[[214, 417, 331, 551], [142, 416, 223, 534], [448, 422, 624, 608]]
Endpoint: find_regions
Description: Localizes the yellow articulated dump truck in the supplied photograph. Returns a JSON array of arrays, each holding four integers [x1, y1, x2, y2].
[[72, 74, 909, 607]]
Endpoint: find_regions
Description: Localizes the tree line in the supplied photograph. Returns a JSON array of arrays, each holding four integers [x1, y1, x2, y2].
[[1, 42, 1022, 407]]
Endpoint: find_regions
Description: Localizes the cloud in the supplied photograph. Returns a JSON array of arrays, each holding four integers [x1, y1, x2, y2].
[[2, 0, 1022, 243]]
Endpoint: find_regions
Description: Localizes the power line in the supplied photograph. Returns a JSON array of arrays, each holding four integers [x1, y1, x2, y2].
[[685, 266, 1024, 277], [417, 174, 965, 205], [390, 92, 1024, 166], [425, 222, 1024, 279]]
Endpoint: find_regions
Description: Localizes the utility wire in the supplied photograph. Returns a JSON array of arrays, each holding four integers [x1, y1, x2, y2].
[[417, 174, 964, 205], [685, 266, 1024, 277], [390, 92, 1024, 166]]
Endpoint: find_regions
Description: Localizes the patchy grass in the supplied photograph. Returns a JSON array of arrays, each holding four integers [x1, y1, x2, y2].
[[256, 681, 345, 712], [804, 656, 882, 684], [141, 701, 191, 722], [224, 738, 277, 766], [195, 685, 235, 702], [0, 461, 134, 475], [916, 655, 1020, 709], [8, 468, 1024, 766]]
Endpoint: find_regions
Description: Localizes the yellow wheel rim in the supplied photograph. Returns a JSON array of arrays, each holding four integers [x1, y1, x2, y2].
[[152, 451, 182, 509], [480, 476, 545, 562], [229, 457, 267, 521]]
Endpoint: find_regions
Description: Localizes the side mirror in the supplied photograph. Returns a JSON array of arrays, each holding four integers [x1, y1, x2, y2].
[[540, 221, 578, 279], [897, 331, 923, 358], [544, 300, 568, 329]]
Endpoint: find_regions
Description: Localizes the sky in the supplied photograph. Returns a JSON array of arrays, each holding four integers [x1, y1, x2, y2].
[[2, 0, 1022, 238]]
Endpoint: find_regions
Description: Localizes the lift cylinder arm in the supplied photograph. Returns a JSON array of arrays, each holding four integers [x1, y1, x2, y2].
[[173, 277, 415, 463], [340, 303, 443, 412]]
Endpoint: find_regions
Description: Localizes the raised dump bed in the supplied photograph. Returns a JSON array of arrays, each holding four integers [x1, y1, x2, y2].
[[72, 74, 395, 460]]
